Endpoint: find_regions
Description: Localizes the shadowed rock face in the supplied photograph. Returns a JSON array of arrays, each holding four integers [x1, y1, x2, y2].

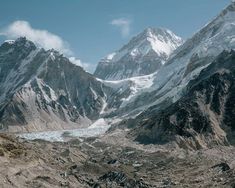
[[131, 50, 235, 149]]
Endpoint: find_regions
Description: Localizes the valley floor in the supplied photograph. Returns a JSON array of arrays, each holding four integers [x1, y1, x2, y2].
[[0, 130, 235, 188]]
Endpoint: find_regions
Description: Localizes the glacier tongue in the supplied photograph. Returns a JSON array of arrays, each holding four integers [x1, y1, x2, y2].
[[18, 118, 110, 142]]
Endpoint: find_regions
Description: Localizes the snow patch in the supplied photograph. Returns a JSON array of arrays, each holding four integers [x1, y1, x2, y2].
[[105, 52, 116, 61], [88, 118, 107, 129], [4, 40, 15, 45]]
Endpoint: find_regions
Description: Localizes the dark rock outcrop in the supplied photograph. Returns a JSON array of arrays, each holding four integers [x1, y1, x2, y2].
[[212, 163, 230, 172], [98, 171, 149, 188]]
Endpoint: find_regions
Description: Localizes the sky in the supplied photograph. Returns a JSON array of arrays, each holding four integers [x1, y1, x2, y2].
[[0, 0, 231, 72]]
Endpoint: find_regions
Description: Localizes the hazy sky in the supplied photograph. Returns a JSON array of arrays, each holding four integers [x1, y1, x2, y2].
[[0, 0, 231, 72]]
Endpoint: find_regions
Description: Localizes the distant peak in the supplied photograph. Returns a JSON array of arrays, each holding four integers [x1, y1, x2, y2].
[[96, 27, 184, 80], [143, 27, 157, 34], [142, 27, 174, 37], [102, 27, 183, 63], [14, 37, 36, 49], [1, 37, 36, 52], [141, 27, 159, 36], [15, 37, 29, 44], [48, 48, 61, 55], [126, 27, 184, 57]]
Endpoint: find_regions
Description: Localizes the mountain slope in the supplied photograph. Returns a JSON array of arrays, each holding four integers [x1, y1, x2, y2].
[[150, 2, 235, 101], [94, 28, 183, 80], [129, 50, 235, 149], [0, 38, 108, 132]]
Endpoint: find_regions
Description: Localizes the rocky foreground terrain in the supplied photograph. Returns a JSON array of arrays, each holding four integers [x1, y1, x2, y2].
[[0, 131, 235, 188]]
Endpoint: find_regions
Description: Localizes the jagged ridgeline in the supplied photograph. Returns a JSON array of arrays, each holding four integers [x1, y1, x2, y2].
[[0, 38, 111, 132]]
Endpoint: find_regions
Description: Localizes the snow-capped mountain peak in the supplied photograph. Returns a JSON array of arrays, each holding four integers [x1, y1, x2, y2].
[[141, 27, 183, 58], [94, 27, 183, 80], [105, 27, 183, 62]]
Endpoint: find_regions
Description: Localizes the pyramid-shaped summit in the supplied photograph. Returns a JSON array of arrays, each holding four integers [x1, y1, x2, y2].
[[94, 27, 183, 80]]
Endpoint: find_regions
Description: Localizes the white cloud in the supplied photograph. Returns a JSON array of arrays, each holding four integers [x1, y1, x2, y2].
[[110, 18, 131, 37], [69, 57, 96, 73], [0, 20, 72, 55], [69, 57, 88, 69]]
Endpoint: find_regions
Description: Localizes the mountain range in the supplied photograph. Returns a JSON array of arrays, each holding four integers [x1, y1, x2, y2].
[[0, 2, 235, 151]]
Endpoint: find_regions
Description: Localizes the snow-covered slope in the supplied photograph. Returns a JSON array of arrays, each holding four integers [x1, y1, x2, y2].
[[94, 28, 183, 80]]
